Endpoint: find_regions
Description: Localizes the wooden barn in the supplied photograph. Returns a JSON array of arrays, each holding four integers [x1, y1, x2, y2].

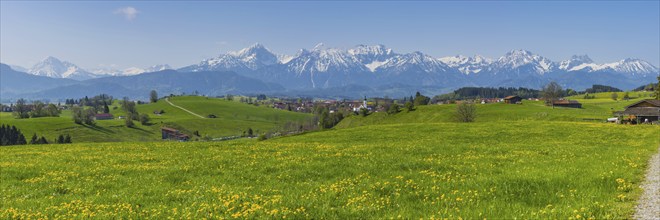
[[94, 113, 114, 120], [161, 127, 190, 141], [552, 100, 582, 108], [503, 96, 522, 104], [615, 99, 660, 124]]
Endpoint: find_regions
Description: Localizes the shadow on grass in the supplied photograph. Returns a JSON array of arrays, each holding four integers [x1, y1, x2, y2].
[[82, 124, 114, 134], [128, 126, 155, 134]]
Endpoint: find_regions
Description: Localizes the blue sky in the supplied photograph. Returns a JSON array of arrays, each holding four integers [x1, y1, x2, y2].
[[1, 1, 659, 69]]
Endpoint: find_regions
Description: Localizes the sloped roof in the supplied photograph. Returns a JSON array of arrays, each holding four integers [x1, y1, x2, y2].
[[616, 107, 660, 116], [625, 99, 660, 109], [504, 96, 520, 100], [552, 100, 581, 105]]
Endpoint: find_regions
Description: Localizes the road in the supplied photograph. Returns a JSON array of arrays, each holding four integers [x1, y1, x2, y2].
[[164, 98, 205, 119]]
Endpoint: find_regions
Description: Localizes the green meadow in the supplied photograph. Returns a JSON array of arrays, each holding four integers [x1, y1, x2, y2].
[[0, 96, 311, 142], [1, 93, 659, 218]]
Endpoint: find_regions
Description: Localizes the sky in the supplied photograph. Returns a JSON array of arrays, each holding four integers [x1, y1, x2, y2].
[[1, 1, 659, 70]]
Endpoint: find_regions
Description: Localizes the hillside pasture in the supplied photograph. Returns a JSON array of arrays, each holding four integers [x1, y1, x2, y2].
[[1, 121, 658, 218]]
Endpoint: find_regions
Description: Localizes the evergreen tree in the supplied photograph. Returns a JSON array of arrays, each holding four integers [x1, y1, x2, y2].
[[57, 134, 65, 144], [64, 134, 72, 143], [30, 133, 38, 144], [38, 136, 48, 144], [103, 102, 110, 114]]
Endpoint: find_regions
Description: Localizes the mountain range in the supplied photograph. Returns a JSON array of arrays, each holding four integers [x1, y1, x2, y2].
[[11, 56, 173, 81], [1, 43, 658, 100]]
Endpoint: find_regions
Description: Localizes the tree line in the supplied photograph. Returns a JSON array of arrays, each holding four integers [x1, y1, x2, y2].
[[0, 124, 70, 146], [12, 99, 61, 119]]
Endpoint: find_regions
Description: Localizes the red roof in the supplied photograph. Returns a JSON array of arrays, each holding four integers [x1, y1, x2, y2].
[[95, 113, 113, 117]]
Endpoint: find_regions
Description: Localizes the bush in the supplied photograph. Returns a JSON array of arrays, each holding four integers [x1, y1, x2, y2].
[[387, 104, 400, 115], [139, 113, 150, 125], [257, 134, 267, 141], [125, 115, 135, 128], [404, 101, 414, 112], [455, 102, 477, 122]]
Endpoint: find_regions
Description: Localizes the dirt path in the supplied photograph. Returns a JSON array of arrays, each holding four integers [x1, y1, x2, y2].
[[634, 145, 660, 219], [165, 98, 205, 119]]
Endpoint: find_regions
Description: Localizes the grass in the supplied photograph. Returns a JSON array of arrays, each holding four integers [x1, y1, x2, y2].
[[0, 96, 311, 142], [1, 121, 658, 218], [1, 92, 659, 218], [337, 94, 653, 129]]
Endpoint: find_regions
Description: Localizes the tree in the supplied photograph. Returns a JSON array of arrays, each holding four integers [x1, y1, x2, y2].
[[71, 106, 84, 124], [611, 92, 618, 100], [30, 133, 38, 144], [150, 90, 158, 103], [46, 104, 60, 117], [542, 82, 563, 108], [37, 136, 48, 144], [414, 92, 430, 106], [359, 108, 369, 117], [125, 115, 135, 128], [12, 98, 30, 119], [455, 102, 477, 122], [623, 91, 630, 100], [103, 102, 110, 114], [83, 108, 96, 126], [387, 104, 400, 115], [139, 113, 150, 125], [404, 101, 414, 112], [247, 128, 254, 137], [64, 134, 71, 143], [57, 134, 65, 144]]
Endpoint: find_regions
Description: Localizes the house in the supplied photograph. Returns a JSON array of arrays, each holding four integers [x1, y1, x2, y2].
[[94, 113, 114, 120], [552, 100, 582, 108], [615, 99, 660, 124], [161, 127, 190, 141], [503, 96, 522, 104]]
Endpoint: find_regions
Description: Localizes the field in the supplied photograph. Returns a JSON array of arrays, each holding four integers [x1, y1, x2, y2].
[[1, 93, 659, 218], [0, 96, 311, 142], [337, 93, 650, 129], [1, 121, 658, 218]]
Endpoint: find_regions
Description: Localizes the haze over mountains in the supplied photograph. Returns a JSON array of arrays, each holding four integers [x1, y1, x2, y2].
[[2, 43, 658, 100]]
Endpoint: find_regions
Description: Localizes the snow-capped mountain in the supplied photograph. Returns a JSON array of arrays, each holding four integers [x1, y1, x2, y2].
[[178, 44, 658, 90], [439, 55, 493, 74], [228, 43, 278, 69], [179, 43, 278, 72], [558, 55, 594, 71], [124, 64, 173, 75], [492, 50, 556, 75], [28, 56, 99, 80]]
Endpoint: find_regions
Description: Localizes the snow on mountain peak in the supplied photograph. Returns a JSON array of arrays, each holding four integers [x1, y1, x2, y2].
[[559, 54, 594, 71], [28, 56, 99, 80], [439, 55, 493, 75], [496, 50, 555, 74]]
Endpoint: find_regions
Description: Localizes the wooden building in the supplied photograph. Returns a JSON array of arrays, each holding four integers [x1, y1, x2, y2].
[[161, 127, 190, 141], [503, 96, 522, 104], [94, 113, 114, 120], [615, 99, 660, 124], [552, 100, 582, 108]]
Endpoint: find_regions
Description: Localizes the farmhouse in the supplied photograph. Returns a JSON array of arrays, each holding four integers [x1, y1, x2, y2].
[[615, 99, 660, 124], [161, 127, 190, 141], [552, 100, 582, 108], [94, 113, 114, 120], [503, 96, 522, 104]]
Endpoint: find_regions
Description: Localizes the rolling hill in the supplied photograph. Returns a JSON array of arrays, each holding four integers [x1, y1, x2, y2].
[[0, 96, 311, 143]]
